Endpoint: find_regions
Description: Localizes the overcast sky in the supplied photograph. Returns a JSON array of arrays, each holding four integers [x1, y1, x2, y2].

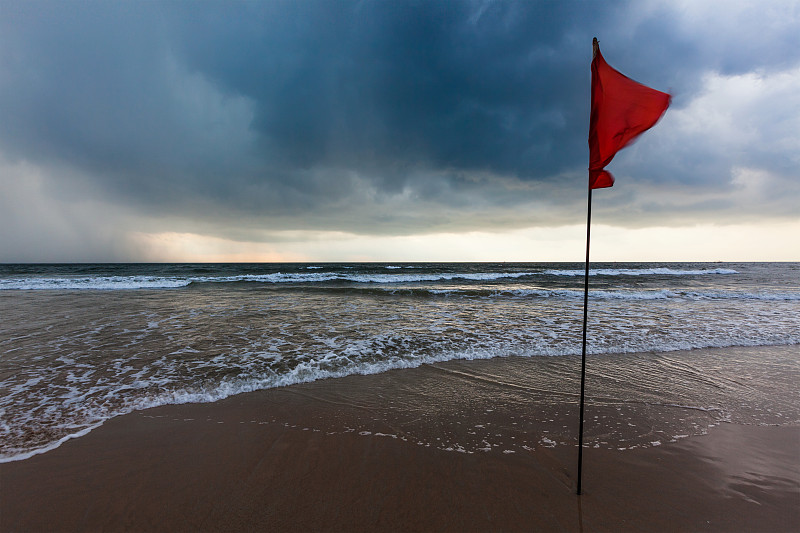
[[1, 0, 798, 262]]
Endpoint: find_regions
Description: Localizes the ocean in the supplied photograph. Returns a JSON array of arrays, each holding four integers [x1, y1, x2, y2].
[[1, 262, 798, 461]]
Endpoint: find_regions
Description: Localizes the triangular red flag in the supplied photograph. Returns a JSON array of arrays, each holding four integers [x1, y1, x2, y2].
[[588, 38, 670, 189]]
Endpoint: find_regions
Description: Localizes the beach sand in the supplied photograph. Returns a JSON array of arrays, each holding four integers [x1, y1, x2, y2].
[[2, 352, 798, 532]]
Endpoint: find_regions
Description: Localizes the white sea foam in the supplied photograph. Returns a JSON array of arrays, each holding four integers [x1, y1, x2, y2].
[[2, 327, 797, 463], [0, 271, 540, 289], [680, 290, 800, 301], [0, 342, 531, 462], [214, 271, 539, 284], [544, 267, 738, 276], [499, 289, 679, 300], [0, 424, 102, 463], [0, 276, 191, 290], [1, 267, 749, 291]]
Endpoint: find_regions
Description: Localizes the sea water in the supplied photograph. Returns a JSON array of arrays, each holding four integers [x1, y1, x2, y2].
[[1, 262, 798, 461]]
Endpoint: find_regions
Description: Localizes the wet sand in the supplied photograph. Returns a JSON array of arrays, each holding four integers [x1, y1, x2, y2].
[[2, 353, 799, 532]]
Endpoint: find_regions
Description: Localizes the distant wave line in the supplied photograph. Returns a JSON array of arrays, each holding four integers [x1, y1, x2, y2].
[[0, 267, 740, 290], [544, 267, 738, 276]]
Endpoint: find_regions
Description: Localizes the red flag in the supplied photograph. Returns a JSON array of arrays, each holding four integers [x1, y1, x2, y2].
[[589, 38, 670, 189]]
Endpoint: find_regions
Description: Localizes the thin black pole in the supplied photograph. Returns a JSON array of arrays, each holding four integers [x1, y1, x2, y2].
[[577, 185, 592, 495]]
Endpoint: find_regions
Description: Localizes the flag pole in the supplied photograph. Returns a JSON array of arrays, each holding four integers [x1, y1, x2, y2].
[[577, 184, 592, 496], [577, 37, 600, 497], [578, 35, 670, 496]]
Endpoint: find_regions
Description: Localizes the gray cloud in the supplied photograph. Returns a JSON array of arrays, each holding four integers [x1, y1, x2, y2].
[[0, 0, 798, 259]]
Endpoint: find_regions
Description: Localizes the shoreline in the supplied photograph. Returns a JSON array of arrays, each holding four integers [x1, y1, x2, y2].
[[3, 343, 798, 464], [2, 348, 799, 532]]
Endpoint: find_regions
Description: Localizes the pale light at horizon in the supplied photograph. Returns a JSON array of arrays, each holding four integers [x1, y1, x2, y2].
[[130, 222, 800, 263]]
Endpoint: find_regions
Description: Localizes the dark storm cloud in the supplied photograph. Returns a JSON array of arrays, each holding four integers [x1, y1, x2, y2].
[[166, 0, 615, 181], [0, 0, 798, 247]]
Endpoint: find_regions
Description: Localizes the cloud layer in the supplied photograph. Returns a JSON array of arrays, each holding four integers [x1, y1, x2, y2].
[[1, 0, 798, 260]]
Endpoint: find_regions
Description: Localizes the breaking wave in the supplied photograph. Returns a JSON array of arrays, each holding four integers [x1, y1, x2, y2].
[[1, 267, 740, 291]]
